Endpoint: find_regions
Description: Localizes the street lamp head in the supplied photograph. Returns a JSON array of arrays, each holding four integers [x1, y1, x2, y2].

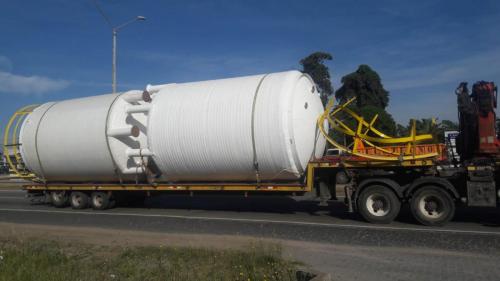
[[136, 16, 146, 21]]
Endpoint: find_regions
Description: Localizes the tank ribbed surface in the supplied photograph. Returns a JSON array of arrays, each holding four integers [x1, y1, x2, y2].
[[148, 70, 325, 182]]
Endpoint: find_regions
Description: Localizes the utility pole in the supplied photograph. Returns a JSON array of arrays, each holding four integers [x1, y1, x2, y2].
[[112, 29, 117, 93], [93, 0, 146, 93]]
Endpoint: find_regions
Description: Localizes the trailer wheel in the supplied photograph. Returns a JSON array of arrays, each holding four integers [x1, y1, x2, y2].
[[70, 192, 89, 209], [410, 186, 455, 226], [357, 185, 401, 224], [50, 191, 69, 208], [90, 192, 111, 210]]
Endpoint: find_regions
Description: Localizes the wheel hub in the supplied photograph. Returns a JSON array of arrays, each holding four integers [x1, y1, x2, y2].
[[94, 196, 103, 206], [73, 196, 82, 205], [372, 200, 384, 211], [366, 194, 390, 217], [424, 201, 437, 213], [53, 192, 65, 201], [418, 194, 445, 219]]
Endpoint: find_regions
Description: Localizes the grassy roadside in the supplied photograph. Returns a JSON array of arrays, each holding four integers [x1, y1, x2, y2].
[[0, 237, 299, 281]]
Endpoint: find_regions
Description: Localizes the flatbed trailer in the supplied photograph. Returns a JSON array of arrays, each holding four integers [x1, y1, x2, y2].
[[22, 157, 438, 193], [25, 144, 492, 227]]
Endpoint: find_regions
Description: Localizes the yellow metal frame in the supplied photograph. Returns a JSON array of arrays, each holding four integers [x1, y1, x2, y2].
[[318, 98, 439, 161], [23, 159, 438, 193], [24, 182, 311, 193], [309, 159, 436, 168], [3, 105, 38, 179]]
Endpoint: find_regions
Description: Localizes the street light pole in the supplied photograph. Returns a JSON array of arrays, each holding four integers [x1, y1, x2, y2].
[[112, 29, 117, 94], [93, 1, 145, 93], [110, 16, 146, 93]]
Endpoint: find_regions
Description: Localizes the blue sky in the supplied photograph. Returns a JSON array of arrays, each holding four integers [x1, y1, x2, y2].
[[1, 0, 500, 135]]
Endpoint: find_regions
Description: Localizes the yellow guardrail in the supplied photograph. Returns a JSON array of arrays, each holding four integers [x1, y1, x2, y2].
[[2, 105, 38, 179]]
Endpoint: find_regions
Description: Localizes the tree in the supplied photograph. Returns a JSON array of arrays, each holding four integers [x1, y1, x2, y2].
[[334, 65, 396, 135], [435, 119, 459, 143], [440, 120, 458, 131], [300, 52, 333, 106], [358, 105, 397, 136], [396, 124, 409, 137], [396, 119, 459, 143], [335, 64, 389, 109]]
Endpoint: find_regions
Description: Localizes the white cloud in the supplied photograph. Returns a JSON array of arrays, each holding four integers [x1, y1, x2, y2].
[[0, 71, 70, 95]]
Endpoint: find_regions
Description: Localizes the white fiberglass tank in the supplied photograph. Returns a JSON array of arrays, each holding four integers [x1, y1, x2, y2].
[[19, 91, 151, 182], [148, 70, 326, 182], [17, 70, 325, 183]]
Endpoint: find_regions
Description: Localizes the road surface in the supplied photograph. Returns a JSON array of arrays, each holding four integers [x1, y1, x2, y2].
[[1, 188, 500, 280]]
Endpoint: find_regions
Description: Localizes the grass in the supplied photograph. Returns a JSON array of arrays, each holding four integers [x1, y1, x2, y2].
[[0, 238, 299, 281]]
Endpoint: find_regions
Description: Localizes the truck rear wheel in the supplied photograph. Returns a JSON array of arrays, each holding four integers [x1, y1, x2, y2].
[[410, 186, 455, 226], [70, 191, 89, 209], [357, 185, 401, 224], [90, 192, 111, 210], [50, 191, 69, 208]]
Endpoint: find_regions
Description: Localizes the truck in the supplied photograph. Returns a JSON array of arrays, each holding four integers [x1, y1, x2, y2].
[[2, 72, 499, 226]]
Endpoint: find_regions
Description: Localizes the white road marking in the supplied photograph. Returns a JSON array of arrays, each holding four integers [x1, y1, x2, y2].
[[0, 207, 499, 236]]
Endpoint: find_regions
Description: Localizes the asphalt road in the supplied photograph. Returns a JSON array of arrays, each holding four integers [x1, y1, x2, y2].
[[1, 188, 500, 280]]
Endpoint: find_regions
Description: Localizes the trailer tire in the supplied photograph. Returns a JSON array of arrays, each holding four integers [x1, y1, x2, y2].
[[357, 185, 401, 224], [90, 192, 111, 210], [50, 191, 69, 208], [410, 186, 455, 226], [70, 191, 89, 209]]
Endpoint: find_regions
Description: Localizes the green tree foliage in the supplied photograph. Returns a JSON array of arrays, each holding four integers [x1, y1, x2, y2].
[[433, 119, 459, 143], [440, 120, 459, 131], [335, 65, 389, 109], [396, 124, 408, 137], [334, 65, 396, 136], [358, 105, 397, 136], [300, 52, 333, 106], [396, 119, 459, 143]]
